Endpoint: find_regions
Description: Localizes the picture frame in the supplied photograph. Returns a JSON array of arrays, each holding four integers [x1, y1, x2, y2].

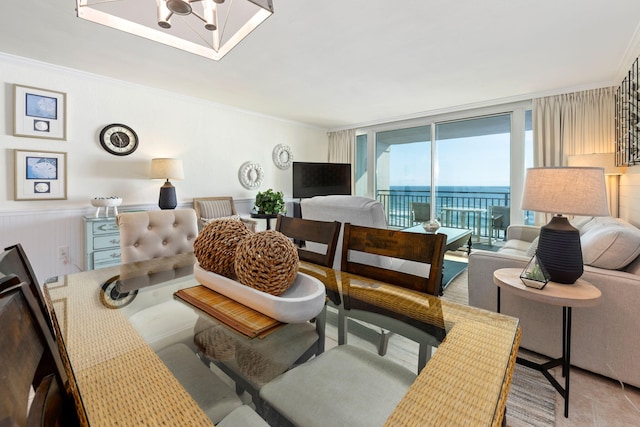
[[14, 149, 67, 201], [13, 84, 67, 140]]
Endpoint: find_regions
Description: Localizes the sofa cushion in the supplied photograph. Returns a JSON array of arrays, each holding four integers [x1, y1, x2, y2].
[[499, 239, 531, 257], [581, 220, 640, 269]]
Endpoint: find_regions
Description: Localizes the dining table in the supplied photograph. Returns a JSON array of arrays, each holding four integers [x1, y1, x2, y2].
[[44, 253, 520, 426]]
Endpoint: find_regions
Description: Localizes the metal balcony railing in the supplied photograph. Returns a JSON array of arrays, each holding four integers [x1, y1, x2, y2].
[[376, 189, 515, 238]]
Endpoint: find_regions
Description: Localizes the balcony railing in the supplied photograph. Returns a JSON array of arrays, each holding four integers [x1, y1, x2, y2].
[[376, 189, 515, 239]]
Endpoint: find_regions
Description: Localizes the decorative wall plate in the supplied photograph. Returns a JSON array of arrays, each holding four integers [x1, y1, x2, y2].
[[272, 144, 293, 170], [238, 161, 264, 189]]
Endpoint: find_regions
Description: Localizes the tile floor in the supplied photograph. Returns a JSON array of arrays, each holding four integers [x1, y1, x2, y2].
[[551, 366, 640, 426]]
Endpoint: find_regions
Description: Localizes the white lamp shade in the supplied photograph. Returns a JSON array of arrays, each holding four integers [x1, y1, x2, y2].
[[521, 167, 609, 217], [567, 153, 625, 175], [150, 158, 184, 180]]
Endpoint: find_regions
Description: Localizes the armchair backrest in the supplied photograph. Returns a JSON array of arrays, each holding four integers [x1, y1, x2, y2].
[[117, 209, 198, 263], [300, 196, 387, 269], [194, 197, 237, 221]]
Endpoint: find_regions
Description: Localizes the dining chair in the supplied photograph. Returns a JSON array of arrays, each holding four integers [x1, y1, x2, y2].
[[339, 223, 447, 355], [117, 209, 198, 263], [274, 214, 341, 269], [259, 275, 445, 427], [0, 283, 80, 427], [0, 244, 53, 335], [193, 196, 257, 232]]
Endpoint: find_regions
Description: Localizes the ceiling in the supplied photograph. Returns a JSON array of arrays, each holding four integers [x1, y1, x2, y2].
[[2, 0, 640, 129]]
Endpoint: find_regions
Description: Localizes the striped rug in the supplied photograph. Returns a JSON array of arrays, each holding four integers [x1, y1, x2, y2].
[[443, 270, 556, 427]]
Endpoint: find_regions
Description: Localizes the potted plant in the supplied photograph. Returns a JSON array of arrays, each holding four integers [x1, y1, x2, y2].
[[254, 189, 285, 215]]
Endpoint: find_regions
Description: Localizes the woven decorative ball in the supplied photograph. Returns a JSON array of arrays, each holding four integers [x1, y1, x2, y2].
[[234, 230, 299, 296], [193, 219, 252, 279]]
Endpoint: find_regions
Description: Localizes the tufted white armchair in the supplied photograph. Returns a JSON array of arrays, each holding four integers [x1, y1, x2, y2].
[[117, 209, 198, 264]]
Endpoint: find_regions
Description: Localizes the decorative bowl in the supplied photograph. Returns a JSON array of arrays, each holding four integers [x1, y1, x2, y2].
[[194, 264, 326, 323], [422, 219, 441, 233], [91, 197, 122, 207]]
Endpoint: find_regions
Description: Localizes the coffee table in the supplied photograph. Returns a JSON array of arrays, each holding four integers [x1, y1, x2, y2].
[[404, 224, 473, 253]]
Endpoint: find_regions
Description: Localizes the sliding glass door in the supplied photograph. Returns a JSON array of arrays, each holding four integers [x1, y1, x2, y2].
[[374, 125, 431, 228]]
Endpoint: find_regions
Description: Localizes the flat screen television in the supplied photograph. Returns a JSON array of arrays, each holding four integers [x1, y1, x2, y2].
[[292, 162, 351, 198]]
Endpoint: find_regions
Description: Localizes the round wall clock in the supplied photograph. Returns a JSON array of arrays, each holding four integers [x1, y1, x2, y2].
[[99, 124, 139, 156]]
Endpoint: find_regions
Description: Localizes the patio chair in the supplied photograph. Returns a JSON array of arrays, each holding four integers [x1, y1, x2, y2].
[[193, 196, 257, 232], [490, 205, 510, 244], [410, 202, 431, 224]]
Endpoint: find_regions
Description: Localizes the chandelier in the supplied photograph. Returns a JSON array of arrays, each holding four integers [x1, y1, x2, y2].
[[76, 0, 274, 60]]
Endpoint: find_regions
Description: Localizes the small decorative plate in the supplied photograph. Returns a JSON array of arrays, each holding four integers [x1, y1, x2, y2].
[[238, 161, 264, 189], [272, 144, 293, 170]]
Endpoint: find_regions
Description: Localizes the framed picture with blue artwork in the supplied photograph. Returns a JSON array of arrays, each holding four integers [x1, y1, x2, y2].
[[14, 149, 67, 200], [13, 84, 67, 140]]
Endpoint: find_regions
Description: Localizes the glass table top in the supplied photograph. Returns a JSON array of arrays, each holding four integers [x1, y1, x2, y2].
[[44, 254, 520, 426]]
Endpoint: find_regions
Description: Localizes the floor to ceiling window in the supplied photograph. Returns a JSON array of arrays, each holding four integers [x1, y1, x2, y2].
[[356, 102, 533, 240]]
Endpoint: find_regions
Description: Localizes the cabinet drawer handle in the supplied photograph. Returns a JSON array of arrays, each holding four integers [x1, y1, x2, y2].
[[111, 253, 121, 258], [110, 239, 120, 244]]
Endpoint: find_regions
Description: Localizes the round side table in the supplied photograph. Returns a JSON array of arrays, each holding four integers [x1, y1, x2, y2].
[[493, 268, 601, 418], [250, 213, 278, 230]]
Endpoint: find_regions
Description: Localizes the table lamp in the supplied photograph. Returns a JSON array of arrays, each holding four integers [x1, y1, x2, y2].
[[521, 167, 608, 284], [150, 158, 184, 210]]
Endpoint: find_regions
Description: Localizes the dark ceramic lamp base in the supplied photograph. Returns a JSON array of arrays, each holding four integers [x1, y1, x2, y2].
[[536, 215, 583, 284], [158, 180, 177, 210]]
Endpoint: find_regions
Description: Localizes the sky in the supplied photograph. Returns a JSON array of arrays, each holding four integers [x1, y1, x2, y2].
[[389, 133, 532, 187]]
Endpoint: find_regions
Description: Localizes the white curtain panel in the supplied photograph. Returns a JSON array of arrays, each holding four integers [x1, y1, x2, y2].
[[532, 86, 616, 167], [328, 129, 355, 164], [532, 86, 617, 218]]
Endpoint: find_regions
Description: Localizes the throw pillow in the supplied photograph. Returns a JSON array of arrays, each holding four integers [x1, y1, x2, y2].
[[525, 237, 539, 258], [202, 215, 241, 224], [581, 223, 640, 270]]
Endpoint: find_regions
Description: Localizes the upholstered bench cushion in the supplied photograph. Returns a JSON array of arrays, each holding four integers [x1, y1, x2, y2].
[[217, 406, 269, 427], [157, 343, 242, 424], [260, 345, 416, 427], [581, 218, 640, 269]]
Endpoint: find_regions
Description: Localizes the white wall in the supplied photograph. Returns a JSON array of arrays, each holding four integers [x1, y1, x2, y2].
[[0, 53, 328, 282]]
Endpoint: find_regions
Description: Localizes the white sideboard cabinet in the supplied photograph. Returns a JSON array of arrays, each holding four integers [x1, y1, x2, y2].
[[84, 216, 121, 270]]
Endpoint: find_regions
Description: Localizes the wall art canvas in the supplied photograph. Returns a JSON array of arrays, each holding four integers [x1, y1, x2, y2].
[[14, 149, 67, 200], [13, 84, 67, 140]]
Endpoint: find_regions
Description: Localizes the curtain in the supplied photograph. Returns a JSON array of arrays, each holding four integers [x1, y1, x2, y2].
[[328, 129, 355, 164], [532, 86, 616, 166], [532, 86, 618, 217]]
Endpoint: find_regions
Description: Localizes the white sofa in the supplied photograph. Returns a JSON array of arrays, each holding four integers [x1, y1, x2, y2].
[[468, 216, 640, 388]]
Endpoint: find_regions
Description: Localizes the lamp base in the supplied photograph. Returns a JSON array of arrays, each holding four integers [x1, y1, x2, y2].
[[536, 215, 583, 284], [158, 180, 177, 210]]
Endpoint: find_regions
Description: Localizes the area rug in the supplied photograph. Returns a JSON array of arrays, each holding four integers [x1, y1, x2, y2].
[[443, 271, 556, 427], [441, 259, 468, 292]]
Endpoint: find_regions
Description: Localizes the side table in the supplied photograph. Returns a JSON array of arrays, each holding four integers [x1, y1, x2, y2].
[[493, 268, 601, 418], [250, 213, 278, 230]]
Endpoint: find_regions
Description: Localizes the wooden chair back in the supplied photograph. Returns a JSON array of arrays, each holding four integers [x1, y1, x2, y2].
[[275, 215, 341, 267], [1, 244, 54, 337], [341, 223, 447, 296], [0, 283, 79, 427]]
